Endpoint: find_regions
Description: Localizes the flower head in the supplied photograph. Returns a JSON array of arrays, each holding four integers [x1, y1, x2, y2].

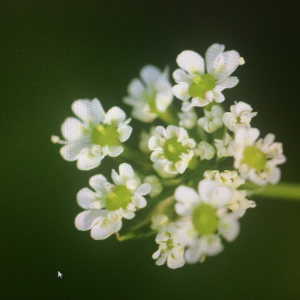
[[198, 105, 224, 133], [174, 179, 240, 263], [75, 163, 151, 239], [149, 125, 196, 176], [152, 223, 185, 269], [214, 133, 234, 158], [223, 101, 257, 131], [54, 98, 132, 170], [123, 65, 173, 122], [233, 128, 286, 185], [172, 44, 243, 111], [178, 109, 198, 129]]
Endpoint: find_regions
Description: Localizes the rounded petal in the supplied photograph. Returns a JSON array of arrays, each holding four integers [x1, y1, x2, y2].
[[216, 51, 240, 81], [177, 50, 205, 74], [219, 216, 240, 242], [140, 65, 161, 85], [106, 145, 124, 157], [77, 188, 95, 209], [91, 98, 106, 123], [132, 195, 147, 208], [172, 83, 190, 101], [185, 242, 203, 264], [75, 210, 104, 231], [175, 186, 199, 215], [135, 183, 151, 195], [60, 142, 84, 161], [89, 174, 108, 192], [61, 117, 83, 141], [104, 107, 126, 125], [205, 43, 225, 74], [198, 180, 219, 203], [72, 99, 104, 123], [77, 150, 103, 170], [127, 78, 145, 97], [152, 249, 161, 260], [173, 69, 192, 83], [118, 124, 132, 143], [119, 163, 134, 180], [90, 218, 122, 240]]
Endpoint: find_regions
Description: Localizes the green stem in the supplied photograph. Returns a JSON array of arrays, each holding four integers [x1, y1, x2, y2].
[[258, 183, 300, 201], [159, 109, 178, 125]]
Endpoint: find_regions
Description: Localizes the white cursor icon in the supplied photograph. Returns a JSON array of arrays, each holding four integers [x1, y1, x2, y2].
[[58, 271, 63, 278]]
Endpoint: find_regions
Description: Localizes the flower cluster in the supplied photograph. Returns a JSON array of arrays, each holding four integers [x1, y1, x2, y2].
[[52, 43, 285, 269]]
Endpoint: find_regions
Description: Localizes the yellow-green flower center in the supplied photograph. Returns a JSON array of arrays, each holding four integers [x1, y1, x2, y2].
[[91, 124, 121, 147], [163, 137, 189, 163], [105, 185, 132, 211], [188, 74, 216, 99], [192, 203, 219, 235], [242, 146, 267, 172]]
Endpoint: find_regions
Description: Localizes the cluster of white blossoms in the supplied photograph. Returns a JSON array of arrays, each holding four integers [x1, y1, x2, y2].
[[52, 43, 286, 269]]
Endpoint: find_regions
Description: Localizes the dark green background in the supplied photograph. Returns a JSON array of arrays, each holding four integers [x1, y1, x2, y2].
[[1, 1, 300, 299]]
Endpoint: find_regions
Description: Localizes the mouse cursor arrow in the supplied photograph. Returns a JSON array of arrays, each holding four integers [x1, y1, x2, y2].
[[58, 271, 63, 278]]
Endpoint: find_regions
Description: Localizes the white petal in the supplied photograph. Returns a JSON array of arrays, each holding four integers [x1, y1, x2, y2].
[[119, 163, 134, 180], [173, 69, 192, 83], [111, 169, 122, 185], [89, 174, 108, 192], [175, 186, 199, 215], [177, 50, 205, 74], [76, 150, 103, 170], [155, 92, 173, 112], [198, 180, 219, 203], [104, 107, 126, 125], [185, 242, 203, 264], [135, 183, 151, 195], [205, 43, 225, 74], [90, 218, 122, 240], [172, 83, 190, 101], [140, 65, 161, 85], [72, 99, 100, 123], [60, 142, 85, 161], [118, 124, 132, 142], [122, 210, 135, 219], [61, 117, 83, 141], [91, 98, 106, 123], [156, 255, 167, 266], [152, 249, 161, 260], [132, 195, 147, 208], [167, 250, 185, 269], [213, 91, 225, 103], [219, 216, 240, 242], [75, 210, 104, 231], [106, 145, 123, 157], [218, 76, 239, 89], [217, 51, 240, 81], [127, 78, 145, 97], [77, 188, 95, 209]]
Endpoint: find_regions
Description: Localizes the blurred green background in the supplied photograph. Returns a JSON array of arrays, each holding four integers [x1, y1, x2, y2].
[[1, 1, 300, 299]]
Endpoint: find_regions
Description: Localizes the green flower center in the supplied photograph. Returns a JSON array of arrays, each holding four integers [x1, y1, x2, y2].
[[105, 185, 132, 211], [163, 137, 189, 163], [242, 146, 267, 172], [166, 232, 174, 249], [188, 74, 216, 99], [192, 203, 219, 235], [91, 124, 121, 147]]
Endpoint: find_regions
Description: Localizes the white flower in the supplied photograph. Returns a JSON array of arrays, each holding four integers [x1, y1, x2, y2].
[[178, 109, 198, 129], [152, 223, 185, 269], [223, 101, 257, 131], [204, 170, 256, 216], [172, 44, 242, 111], [139, 127, 157, 153], [174, 180, 240, 263], [148, 125, 196, 176], [214, 133, 234, 158], [123, 65, 173, 122], [194, 141, 215, 160], [54, 98, 132, 170], [198, 105, 224, 133], [75, 163, 151, 240], [144, 175, 163, 198], [233, 128, 286, 185]]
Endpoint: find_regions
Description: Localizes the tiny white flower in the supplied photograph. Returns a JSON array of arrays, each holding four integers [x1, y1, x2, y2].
[[214, 133, 234, 158], [178, 109, 198, 129], [144, 175, 163, 198], [123, 65, 173, 122], [194, 141, 215, 160], [198, 105, 224, 133], [174, 180, 240, 263], [53, 98, 132, 170], [233, 128, 286, 185], [204, 170, 255, 216], [139, 127, 157, 153], [152, 223, 185, 269], [223, 101, 257, 131], [75, 163, 151, 240], [172, 44, 242, 111], [148, 125, 196, 176]]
